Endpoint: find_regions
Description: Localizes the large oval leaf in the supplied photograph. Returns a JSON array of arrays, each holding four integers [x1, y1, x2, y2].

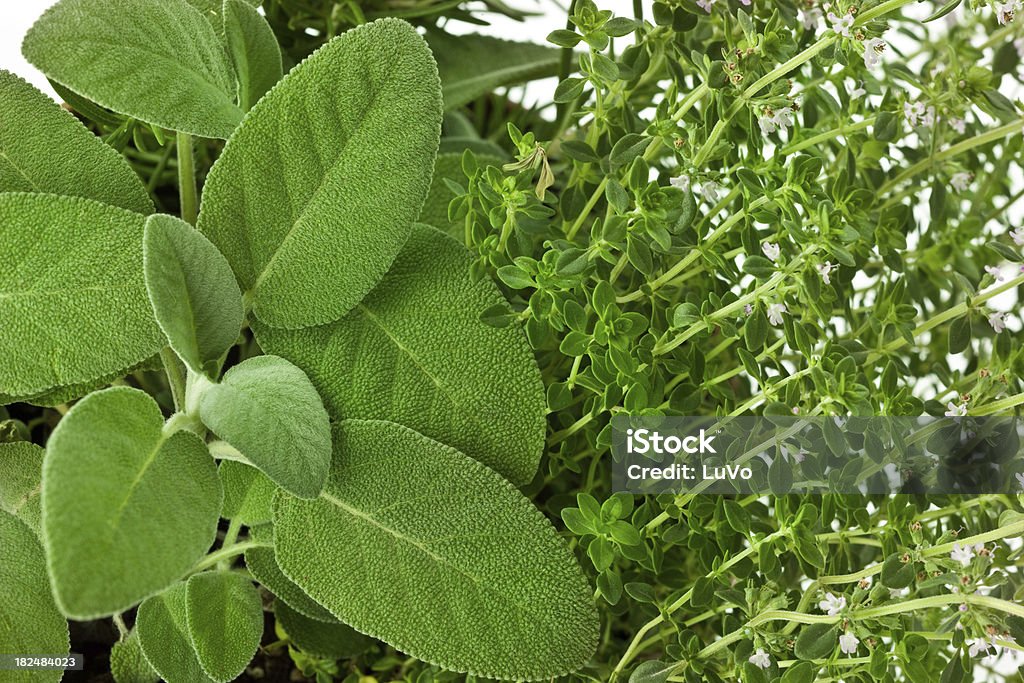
[[244, 523, 338, 623], [274, 600, 373, 659], [254, 224, 545, 485], [0, 193, 164, 400], [198, 18, 442, 329], [136, 583, 214, 683], [43, 387, 222, 619], [22, 0, 243, 139], [0, 70, 152, 213], [0, 441, 45, 535], [110, 629, 159, 683], [185, 572, 263, 683], [273, 420, 599, 680], [222, 0, 282, 111], [0, 512, 70, 682]]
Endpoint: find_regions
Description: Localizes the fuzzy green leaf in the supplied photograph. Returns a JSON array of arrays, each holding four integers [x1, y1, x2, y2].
[[274, 600, 374, 659], [244, 523, 338, 623], [198, 18, 442, 329], [222, 0, 282, 111], [136, 583, 214, 683], [254, 225, 546, 485], [0, 193, 164, 400], [219, 460, 276, 525], [0, 512, 70, 681], [43, 387, 222, 618], [198, 355, 332, 499], [0, 71, 152, 213], [143, 214, 243, 376], [273, 419, 599, 680], [110, 630, 159, 683], [425, 30, 562, 110], [23, 0, 243, 139], [0, 441, 45, 535], [185, 572, 263, 683]]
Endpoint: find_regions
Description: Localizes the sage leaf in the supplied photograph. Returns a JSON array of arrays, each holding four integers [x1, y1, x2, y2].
[[198, 355, 332, 499], [185, 572, 263, 683], [0, 441, 44, 535], [43, 387, 222, 619], [244, 523, 338, 623], [198, 18, 443, 329], [0, 71, 152, 214], [143, 214, 244, 377], [219, 460, 276, 525], [136, 583, 214, 683], [0, 512, 70, 680], [0, 193, 164, 400], [426, 30, 562, 110], [273, 419, 599, 680], [274, 600, 374, 659], [23, 0, 244, 139], [254, 224, 546, 485], [222, 0, 283, 111], [110, 630, 159, 683]]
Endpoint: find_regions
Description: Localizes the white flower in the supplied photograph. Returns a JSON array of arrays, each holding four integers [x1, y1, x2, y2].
[[951, 542, 975, 567], [1009, 227, 1024, 246], [863, 38, 886, 69], [767, 303, 787, 326], [950, 117, 967, 134], [996, 1, 1020, 25], [817, 261, 836, 285], [772, 107, 794, 130], [759, 115, 778, 136], [739, 0, 751, 5], [921, 105, 936, 128], [697, 0, 716, 12], [889, 587, 909, 599], [828, 11, 854, 36], [762, 242, 781, 262], [839, 632, 860, 655], [848, 79, 867, 99], [969, 636, 992, 657], [819, 592, 847, 616], [801, 7, 823, 30], [904, 101, 925, 126], [950, 172, 972, 192], [670, 174, 691, 191], [986, 265, 1006, 282], [945, 401, 968, 417], [1016, 472, 1024, 490], [748, 648, 771, 669], [743, 303, 754, 316], [700, 180, 722, 203], [989, 311, 1006, 334], [781, 444, 806, 463]]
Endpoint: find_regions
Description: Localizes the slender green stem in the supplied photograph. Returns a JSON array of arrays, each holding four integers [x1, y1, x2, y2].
[[176, 131, 198, 225], [779, 117, 875, 155], [160, 347, 187, 412], [190, 540, 268, 575], [218, 517, 244, 570]]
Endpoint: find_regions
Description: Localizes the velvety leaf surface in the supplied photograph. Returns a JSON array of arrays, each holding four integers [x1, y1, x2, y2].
[[0, 441, 44, 534], [110, 630, 159, 683], [22, 0, 243, 139], [0, 512, 70, 682], [198, 355, 331, 499], [198, 18, 442, 329], [185, 572, 263, 683], [223, 0, 282, 111], [274, 600, 373, 659], [0, 70, 152, 213], [143, 214, 243, 376], [0, 193, 164, 400], [255, 225, 546, 485], [219, 460, 275, 525], [43, 387, 222, 618], [420, 152, 503, 238], [1, 355, 162, 409], [245, 523, 338, 623], [136, 583, 214, 683], [425, 30, 562, 110], [273, 419, 599, 680]]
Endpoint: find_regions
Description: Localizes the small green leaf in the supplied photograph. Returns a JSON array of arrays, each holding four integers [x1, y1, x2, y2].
[[23, 0, 243, 139], [781, 661, 817, 683], [0, 193, 164, 400], [0, 441, 45, 535], [198, 18, 442, 329], [110, 630, 159, 683], [0, 70, 152, 213], [198, 356, 332, 499], [274, 600, 374, 659], [219, 460, 276, 525], [222, 0, 282, 111], [881, 552, 916, 589], [420, 152, 503, 237], [244, 523, 338, 623], [254, 225, 546, 486], [629, 660, 674, 683], [143, 214, 244, 377], [136, 583, 214, 683], [273, 419, 599, 680], [948, 315, 971, 355], [0, 512, 70, 680], [794, 623, 838, 660], [43, 387, 222, 619], [185, 572, 263, 683]]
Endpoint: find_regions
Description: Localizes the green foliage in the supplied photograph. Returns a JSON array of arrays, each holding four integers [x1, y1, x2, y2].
[[0, 70, 152, 213], [23, 0, 243, 139], [245, 523, 338, 623], [185, 571, 264, 683], [0, 193, 163, 400], [143, 213, 244, 377], [273, 419, 599, 680], [222, 0, 282, 111], [422, 151, 505, 237], [42, 387, 221, 618], [0, 513, 70, 681], [0, 441, 45, 534], [136, 582, 215, 683], [198, 355, 332, 498], [274, 600, 374, 659], [198, 18, 442, 329], [218, 460, 275, 525], [255, 224, 546, 485], [110, 630, 159, 683]]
